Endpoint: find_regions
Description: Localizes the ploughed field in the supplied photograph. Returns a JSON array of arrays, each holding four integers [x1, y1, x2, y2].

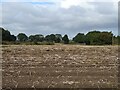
[[2, 45, 119, 89]]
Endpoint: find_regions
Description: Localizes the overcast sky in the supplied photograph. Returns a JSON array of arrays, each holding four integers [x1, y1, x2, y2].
[[0, 0, 119, 38]]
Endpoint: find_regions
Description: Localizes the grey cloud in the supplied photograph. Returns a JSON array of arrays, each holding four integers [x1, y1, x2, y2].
[[88, 2, 116, 15], [1, 2, 118, 38]]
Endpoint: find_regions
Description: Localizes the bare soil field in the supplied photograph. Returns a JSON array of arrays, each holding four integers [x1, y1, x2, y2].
[[1, 45, 119, 89]]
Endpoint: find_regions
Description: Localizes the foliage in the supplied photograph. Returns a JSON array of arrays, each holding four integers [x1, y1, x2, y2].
[[29, 34, 44, 42], [99, 32, 113, 45], [10, 35, 16, 41], [62, 34, 69, 44], [1, 27, 119, 45], [55, 34, 62, 42], [45, 34, 56, 42], [112, 36, 118, 45], [73, 33, 85, 43], [45, 34, 62, 43], [0, 27, 16, 41], [69, 40, 76, 44], [115, 36, 120, 45], [85, 31, 113, 45], [85, 31, 100, 45], [17, 33, 28, 42]]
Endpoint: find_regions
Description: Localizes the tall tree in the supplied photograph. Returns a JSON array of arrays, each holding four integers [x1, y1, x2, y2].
[[62, 34, 69, 44], [17, 33, 28, 42], [1, 27, 16, 41], [29, 35, 35, 42], [10, 35, 16, 41], [85, 31, 101, 45], [45, 34, 56, 42], [85, 31, 113, 45], [73, 33, 85, 43], [55, 34, 62, 43], [99, 32, 113, 45], [117, 36, 120, 44], [29, 34, 44, 42]]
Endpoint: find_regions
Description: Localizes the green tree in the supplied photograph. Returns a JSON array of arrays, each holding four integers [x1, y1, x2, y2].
[[117, 36, 120, 44], [55, 34, 62, 43], [62, 34, 69, 44], [49, 34, 56, 42], [85, 31, 113, 45], [45, 34, 56, 42], [2, 28, 11, 41], [10, 35, 16, 41], [55, 37, 61, 43], [17, 33, 28, 42], [29, 35, 35, 42], [45, 35, 50, 42], [29, 34, 44, 42], [99, 32, 113, 45], [73, 33, 85, 43], [35, 34, 44, 42], [45, 34, 62, 43], [55, 34, 62, 39], [112, 36, 118, 45], [85, 31, 101, 45], [0, 27, 16, 41]]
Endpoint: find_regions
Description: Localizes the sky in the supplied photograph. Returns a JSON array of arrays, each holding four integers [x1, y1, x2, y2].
[[0, 0, 119, 38]]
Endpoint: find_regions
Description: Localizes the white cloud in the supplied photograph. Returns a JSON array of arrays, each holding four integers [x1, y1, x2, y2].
[[1, 1, 118, 38], [1, 0, 61, 2], [60, 0, 92, 9], [60, 0, 119, 9]]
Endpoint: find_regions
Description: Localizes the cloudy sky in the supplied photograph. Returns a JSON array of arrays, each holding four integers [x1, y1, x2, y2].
[[0, 0, 119, 38]]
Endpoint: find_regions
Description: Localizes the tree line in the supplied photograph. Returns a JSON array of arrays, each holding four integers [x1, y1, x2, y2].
[[0, 27, 119, 45]]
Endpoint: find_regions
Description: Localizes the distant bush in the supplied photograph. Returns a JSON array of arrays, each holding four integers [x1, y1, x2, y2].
[[2, 41, 55, 45], [35, 41, 54, 45], [69, 40, 76, 44], [2, 41, 20, 45]]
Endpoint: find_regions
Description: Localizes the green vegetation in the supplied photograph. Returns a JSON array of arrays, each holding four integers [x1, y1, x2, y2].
[[0, 27, 119, 45], [62, 34, 69, 44], [73, 33, 85, 44], [17, 33, 28, 42], [29, 34, 44, 43], [85, 31, 113, 45], [1, 27, 16, 42]]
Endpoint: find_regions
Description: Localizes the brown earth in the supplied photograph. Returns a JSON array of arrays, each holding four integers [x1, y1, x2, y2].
[[1, 45, 119, 89]]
